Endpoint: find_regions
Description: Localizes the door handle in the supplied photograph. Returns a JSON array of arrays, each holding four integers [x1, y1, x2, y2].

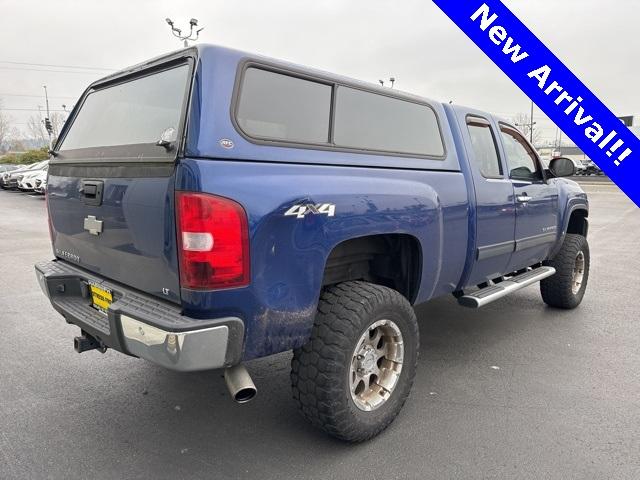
[[516, 195, 532, 203]]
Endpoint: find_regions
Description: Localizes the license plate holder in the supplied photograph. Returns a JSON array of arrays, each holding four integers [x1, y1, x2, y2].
[[89, 283, 112, 314]]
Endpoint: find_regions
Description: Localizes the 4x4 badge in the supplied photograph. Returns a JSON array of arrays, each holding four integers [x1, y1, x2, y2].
[[285, 203, 336, 219], [83, 215, 103, 235]]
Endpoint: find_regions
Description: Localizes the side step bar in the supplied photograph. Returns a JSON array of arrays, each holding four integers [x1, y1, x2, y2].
[[458, 266, 556, 308]]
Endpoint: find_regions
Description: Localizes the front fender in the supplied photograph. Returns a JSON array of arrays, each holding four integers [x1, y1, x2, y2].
[[549, 178, 589, 258]]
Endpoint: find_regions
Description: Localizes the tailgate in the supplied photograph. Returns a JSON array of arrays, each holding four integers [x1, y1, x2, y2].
[[46, 54, 194, 304], [48, 172, 180, 303]]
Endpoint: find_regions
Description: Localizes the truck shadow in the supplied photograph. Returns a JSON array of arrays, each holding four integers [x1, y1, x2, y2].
[[90, 291, 575, 477]]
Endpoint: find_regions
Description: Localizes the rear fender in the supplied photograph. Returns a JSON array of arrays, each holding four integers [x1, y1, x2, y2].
[[176, 159, 467, 359]]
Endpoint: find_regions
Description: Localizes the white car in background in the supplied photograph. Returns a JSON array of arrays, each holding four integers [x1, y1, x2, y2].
[[1, 161, 46, 189], [18, 162, 48, 191], [33, 169, 48, 194]]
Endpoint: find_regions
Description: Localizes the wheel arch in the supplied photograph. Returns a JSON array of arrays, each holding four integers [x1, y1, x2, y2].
[[549, 202, 589, 259], [566, 207, 589, 237], [321, 233, 423, 304]]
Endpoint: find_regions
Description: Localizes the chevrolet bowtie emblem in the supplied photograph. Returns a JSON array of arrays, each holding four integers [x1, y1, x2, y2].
[[83, 215, 103, 236]]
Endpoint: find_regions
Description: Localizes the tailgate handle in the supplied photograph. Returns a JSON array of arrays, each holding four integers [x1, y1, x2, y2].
[[81, 180, 103, 206]]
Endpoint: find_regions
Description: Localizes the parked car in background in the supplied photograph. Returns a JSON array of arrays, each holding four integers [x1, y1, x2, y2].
[[582, 159, 603, 175], [1, 163, 30, 189], [1, 160, 48, 189], [33, 170, 48, 195], [18, 163, 49, 191], [0, 164, 20, 187], [1, 166, 25, 189]]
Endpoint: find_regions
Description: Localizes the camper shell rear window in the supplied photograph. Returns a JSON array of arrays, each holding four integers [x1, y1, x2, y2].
[[55, 57, 193, 162]]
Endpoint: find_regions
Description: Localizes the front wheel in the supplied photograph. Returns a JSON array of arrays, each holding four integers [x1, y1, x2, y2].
[[540, 234, 590, 309], [291, 281, 419, 442]]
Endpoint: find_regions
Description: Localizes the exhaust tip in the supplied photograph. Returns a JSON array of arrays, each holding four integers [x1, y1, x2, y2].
[[224, 364, 257, 404], [233, 387, 257, 404]]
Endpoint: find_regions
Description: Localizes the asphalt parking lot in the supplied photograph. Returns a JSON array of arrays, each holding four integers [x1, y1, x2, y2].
[[0, 179, 638, 480]]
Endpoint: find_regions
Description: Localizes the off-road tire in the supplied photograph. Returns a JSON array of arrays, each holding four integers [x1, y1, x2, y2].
[[291, 281, 419, 442], [540, 234, 590, 309]]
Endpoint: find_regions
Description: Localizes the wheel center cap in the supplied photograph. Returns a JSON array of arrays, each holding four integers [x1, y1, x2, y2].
[[357, 346, 377, 374]]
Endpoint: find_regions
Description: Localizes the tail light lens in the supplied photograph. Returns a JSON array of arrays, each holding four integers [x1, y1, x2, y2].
[[176, 192, 250, 290]]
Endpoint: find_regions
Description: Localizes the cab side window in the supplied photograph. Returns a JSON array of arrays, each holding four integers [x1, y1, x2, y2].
[[467, 118, 502, 178], [500, 127, 542, 182]]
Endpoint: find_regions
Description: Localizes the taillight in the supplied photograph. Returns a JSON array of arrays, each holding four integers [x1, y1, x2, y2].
[[176, 192, 250, 290]]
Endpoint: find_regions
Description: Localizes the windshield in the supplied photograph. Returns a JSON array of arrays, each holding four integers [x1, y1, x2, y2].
[[59, 64, 190, 152]]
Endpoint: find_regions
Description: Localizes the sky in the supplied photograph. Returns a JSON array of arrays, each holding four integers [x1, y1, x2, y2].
[[0, 0, 638, 145]]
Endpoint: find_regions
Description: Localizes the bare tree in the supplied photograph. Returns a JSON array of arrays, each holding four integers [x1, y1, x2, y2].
[[512, 112, 541, 145], [0, 101, 12, 151], [49, 111, 67, 139], [24, 112, 67, 147], [8, 132, 25, 152], [26, 114, 47, 146]]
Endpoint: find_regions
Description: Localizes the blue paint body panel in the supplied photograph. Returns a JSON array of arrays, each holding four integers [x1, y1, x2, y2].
[[176, 159, 468, 358], [46, 44, 589, 361]]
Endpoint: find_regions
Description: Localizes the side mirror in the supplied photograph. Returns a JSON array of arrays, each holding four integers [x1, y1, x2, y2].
[[548, 157, 575, 178]]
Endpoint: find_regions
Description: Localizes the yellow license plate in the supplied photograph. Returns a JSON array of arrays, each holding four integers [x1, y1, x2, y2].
[[90, 284, 112, 313]]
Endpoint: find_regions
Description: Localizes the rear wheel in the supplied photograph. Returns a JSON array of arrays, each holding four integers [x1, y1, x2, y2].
[[540, 234, 590, 309], [291, 281, 419, 442]]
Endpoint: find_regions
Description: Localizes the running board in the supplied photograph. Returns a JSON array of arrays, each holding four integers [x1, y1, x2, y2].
[[457, 267, 556, 308]]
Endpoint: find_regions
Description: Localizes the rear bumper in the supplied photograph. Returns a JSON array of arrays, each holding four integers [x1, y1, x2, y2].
[[35, 259, 244, 371]]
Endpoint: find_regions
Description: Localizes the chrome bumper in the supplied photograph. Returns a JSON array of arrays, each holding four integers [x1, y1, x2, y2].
[[120, 315, 230, 371], [35, 260, 244, 372]]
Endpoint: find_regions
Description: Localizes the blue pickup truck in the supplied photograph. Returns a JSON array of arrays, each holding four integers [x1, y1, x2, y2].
[[35, 45, 589, 442]]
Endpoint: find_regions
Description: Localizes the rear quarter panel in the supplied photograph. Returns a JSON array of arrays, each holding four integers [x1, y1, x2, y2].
[[176, 159, 468, 359]]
